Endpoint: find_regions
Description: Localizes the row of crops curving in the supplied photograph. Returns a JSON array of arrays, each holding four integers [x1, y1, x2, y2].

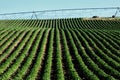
[[0, 18, 120, 80]]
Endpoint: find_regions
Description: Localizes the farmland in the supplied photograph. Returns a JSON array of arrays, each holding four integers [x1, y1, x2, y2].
[[0, 18, 120, 80]]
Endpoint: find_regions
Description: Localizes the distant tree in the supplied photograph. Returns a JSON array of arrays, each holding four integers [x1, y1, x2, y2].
[[92, 16, 99, 18], [112, 15, 115, 18]]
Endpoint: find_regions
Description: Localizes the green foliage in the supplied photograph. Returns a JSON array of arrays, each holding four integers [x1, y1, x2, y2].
[[0, 18, 120, 80]]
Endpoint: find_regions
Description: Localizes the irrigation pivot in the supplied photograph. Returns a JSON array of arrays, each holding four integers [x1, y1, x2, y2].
[[0, 7, 120, 19]]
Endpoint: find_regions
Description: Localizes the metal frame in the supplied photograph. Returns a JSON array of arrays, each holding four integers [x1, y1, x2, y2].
[[0, 7, 119, 19]]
